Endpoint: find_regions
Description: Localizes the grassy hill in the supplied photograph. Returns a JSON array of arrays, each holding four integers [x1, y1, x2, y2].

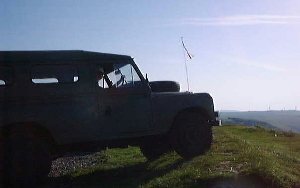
[[45, 126, 300, 188], [220, 111, 300, 133]]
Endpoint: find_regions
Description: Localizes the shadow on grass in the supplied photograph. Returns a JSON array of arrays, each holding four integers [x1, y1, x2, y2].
[[44, 158, 185, 188], [189, 175, 279, 188], [44, 162, 279, 188]]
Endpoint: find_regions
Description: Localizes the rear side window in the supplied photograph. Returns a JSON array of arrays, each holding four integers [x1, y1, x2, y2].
[[0, 66, 13, 86], [31, 65, 78, 84]]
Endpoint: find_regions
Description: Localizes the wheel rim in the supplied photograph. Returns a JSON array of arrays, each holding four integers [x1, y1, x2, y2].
[[173, 114, 212, 158], [184, 125, 202, 145]]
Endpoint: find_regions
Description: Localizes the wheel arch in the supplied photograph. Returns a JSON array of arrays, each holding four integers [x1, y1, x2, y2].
[[0, 121, 57, 154], [175, 106, 211, 120], [169, 107, 210, 133]]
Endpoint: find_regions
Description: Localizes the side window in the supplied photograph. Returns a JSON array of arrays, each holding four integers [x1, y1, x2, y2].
[[0, 66, 13, 86], [97, 63, 141, 89], [31, 65, 78, 84], [97, 66, 109, 88]]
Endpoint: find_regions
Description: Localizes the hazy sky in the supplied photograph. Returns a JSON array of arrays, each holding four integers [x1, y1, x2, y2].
[[1, 0, 300, 111]]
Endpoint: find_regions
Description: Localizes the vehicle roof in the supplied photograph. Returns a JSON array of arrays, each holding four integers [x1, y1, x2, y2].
[[0, 50, 132, 64]]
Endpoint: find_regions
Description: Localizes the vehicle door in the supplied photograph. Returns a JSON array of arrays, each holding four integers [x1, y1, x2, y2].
[[95, 61, 152, 138]]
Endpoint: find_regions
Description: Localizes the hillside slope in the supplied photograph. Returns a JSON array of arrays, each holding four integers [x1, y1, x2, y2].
[[220, 111, 300, 133], [45, 126, 300, 188]]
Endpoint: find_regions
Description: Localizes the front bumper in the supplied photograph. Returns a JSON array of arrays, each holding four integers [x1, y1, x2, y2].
[[209, 111, 222, 126]]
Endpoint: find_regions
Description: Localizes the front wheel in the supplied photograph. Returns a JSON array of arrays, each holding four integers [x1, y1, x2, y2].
[[171, 112, 212, 159], [140, 137, 171, 161]]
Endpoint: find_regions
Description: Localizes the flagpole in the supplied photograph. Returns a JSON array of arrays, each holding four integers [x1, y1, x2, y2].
[[181, 37, 190, 92], [183, 51, 190, 92]]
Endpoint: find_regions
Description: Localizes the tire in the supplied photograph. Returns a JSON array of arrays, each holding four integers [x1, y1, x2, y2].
[[140, 137, 171, 161], [149, 81, 180, 92], [2, 133, 51, 187], [171, 112, 212, 159], [0, 137, 6, 187]]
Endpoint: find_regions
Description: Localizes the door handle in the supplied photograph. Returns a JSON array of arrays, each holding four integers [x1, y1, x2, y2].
[[104, 106, 112, 116]]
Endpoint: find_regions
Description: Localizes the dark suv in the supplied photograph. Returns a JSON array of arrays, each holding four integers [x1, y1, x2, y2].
[[0, 50, 218, 185]]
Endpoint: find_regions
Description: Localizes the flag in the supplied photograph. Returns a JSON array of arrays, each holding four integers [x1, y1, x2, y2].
[[181, 37, 193, 60]]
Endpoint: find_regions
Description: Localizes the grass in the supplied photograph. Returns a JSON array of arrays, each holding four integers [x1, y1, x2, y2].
[[46, 125, 300, 188]]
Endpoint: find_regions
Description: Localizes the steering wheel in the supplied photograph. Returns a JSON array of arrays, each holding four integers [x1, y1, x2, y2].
[[119, 75, 127, 86], [114, 75, 127, 88]]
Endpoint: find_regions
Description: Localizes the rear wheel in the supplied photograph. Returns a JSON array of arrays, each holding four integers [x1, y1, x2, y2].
[[1, 132, 51, 186], [171, 112, 212, 159]]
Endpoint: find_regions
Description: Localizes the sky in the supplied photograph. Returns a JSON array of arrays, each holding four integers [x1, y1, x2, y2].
[[1, 0, 300, 111]]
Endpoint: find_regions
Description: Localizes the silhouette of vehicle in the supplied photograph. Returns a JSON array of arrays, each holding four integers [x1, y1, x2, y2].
[[0, 50, 218, 185]]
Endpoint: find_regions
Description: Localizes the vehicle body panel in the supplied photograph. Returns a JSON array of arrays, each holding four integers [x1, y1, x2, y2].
[[0, 50, 217, 151]]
